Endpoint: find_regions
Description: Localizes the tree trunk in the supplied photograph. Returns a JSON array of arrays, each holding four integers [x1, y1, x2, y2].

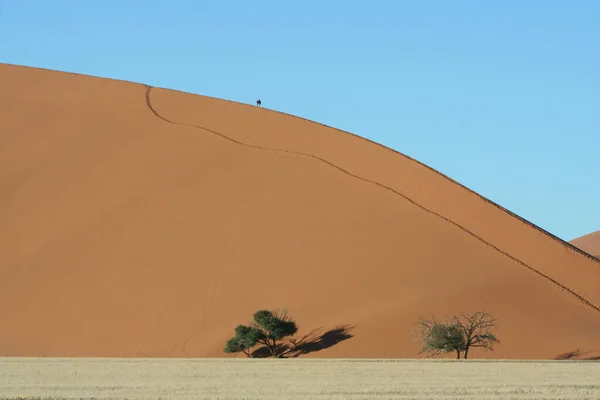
[[259, 338, 275, 358], [464, 347, 469, 359], [456, 350, 461, 359], [271, 339, 278, 358]]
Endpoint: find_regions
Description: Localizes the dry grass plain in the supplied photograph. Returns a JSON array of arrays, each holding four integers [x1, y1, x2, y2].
[[1, 358, 600, 400]]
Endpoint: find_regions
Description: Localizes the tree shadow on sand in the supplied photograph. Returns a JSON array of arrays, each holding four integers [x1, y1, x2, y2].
[[553, 349, 600, 361], [250, 324, 355, 358]]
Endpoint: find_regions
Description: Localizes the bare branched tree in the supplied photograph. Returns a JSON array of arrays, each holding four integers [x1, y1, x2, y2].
[[413, 316, 465, 359], [413, 311, 499, 359], [451, 311, 499, 359]]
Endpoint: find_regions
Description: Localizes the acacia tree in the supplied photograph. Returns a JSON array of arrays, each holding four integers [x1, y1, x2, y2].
[[451, 312, 499, 359], [224, 309, 299, 358], [414, 316, 465, 359], [414, 312, 499, 359], [224, 324, 262, 358], [251, 309, 298, 358]]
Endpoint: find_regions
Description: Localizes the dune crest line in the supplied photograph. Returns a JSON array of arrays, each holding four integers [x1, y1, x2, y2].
[[143, 85, 600, 314], [7, 63, 594, 263], [161, 85, 600, 266]]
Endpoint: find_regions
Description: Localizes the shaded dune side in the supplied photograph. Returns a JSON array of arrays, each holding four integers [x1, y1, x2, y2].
[[2, 63, 600, 360], [150, 88, 600, 308], [570, 231, 600, 260], [145, 86, 600, 314]]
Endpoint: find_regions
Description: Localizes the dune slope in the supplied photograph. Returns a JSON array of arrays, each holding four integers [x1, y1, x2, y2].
[[571, 231, 600, 259], [1, 63, 600, 359]]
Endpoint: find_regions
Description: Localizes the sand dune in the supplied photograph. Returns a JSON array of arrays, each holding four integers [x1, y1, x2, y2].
[[1, 63, 600, 359], [571, 231, 600, 259]]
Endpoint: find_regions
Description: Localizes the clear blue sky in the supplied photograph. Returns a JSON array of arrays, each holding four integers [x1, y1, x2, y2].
[[1, 0, 598, 241]]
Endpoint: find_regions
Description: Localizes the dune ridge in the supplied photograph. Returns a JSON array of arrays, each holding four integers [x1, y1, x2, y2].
[[3, 63, 593, 269], [145, 85, 600, 314], [570, 231, 600, 260], [4, 61, 598, 262], [150, 87, 600, 310], [154, 87, 600, 266]]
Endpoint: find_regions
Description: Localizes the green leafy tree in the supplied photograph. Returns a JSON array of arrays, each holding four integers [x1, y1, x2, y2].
[[414, 312, 499, 359], [414, 317, 465, 359], [223, 324, 262, 357], [224, 309, 299, 358], [251, 309, 298, 358]]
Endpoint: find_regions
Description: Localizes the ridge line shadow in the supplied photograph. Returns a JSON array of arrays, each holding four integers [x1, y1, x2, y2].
[[143, 85, 600, 314], [4, 61, 593, 266], [145, 82, 600, 267]]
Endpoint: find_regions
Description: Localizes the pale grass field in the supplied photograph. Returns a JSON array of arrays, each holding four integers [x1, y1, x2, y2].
[[1, 358, 599, 400]]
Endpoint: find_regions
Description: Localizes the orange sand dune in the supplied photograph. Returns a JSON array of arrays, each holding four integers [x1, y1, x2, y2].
[[1, 63, 600, 359], [571, 231, 600, 259]]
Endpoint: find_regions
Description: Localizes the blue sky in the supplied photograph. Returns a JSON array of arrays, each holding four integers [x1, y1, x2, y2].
[[1, 0, 598, 241]]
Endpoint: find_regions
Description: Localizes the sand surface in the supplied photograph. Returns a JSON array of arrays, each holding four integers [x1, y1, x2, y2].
[[1, 63, 600, 359], [571, 231, 600, 259], [2, 358, 600, 400]]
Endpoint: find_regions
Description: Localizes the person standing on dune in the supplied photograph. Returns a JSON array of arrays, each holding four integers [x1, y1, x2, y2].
[[256, 99, 261, 107]]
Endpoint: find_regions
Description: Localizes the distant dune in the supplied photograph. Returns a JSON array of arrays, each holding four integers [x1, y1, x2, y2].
[[1, 63, 600, 360], [570, 231, 600, 259]]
